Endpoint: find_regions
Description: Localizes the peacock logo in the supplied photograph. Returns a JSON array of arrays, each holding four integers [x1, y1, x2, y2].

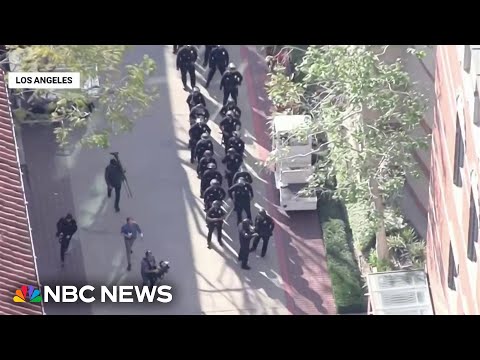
[[13, 285, 42, 303]]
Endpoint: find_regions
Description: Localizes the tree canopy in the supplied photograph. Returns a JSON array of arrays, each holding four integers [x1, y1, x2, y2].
[[2, 45, 157, 148]]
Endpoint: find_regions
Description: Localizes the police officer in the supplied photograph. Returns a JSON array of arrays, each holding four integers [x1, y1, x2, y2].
[[186, 86, 206, 110], [203, 45, 216, 67], [189, 103, 210, 125], [205, 200, 226, 249], [141, 250, 159, 288], [195, 132, 214, 163], [189, 118, 211, 160], [233, 164, 253, 184], [220, 98, 241, 119], [203, 179, 226, 211], [222, 148, 243, 188], [238, 219, 258, 270], [176, 45, 198, 89], [105, 158, 125, 212], [200, 162, 223, 198], [227, 131, 245, 157], [220, 110, 241, 153], [173, 45, 184, 54], [205, 45, 230, 88], [250, 208, 275, 257], [197, 150, 216, 179], [228, 177, 254, 224], [56, 213, 78, 267], [220, 63, 243, 105]]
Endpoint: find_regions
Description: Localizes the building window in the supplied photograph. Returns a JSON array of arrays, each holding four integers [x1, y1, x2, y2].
[[464, 45, 472, 72], [447, 243, 458, 290], [467, 189, 478, 262], [453, 113, 465, 187]]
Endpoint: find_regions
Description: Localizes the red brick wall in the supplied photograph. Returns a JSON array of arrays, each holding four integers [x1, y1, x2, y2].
[[427, 45, 480, 315]]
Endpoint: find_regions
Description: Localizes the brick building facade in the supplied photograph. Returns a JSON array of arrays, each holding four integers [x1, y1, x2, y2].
[[426, 45, 480, 314]]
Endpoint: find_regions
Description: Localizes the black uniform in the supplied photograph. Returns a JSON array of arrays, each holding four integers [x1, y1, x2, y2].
[[233, 170, 253, 184], [105, 160, 125, 212], [56, 216, 78, 263], [173, 45, 183, 54], [239, 227, 256, 269], [206, 46, 230, 88], [197, 156, 217, 178], [189, 104, 210, 124], [228, 182, 254, 224], [228, 136, 245, 156], [203, 185, 226, 210], [220, 103, 241, 119], [177, 46, 198, 88], [203, 45, 216, 67], [200, 169, 223, 197], [251, 215, 275, 257], [222, 153, 243, 187], [188, 122, 211, 161], [220, 70, 243, 105], [195, 138, 214, 163], [220, 116, 241, 150], [186, 92, 206, 110], [206, 206, 226, 247]]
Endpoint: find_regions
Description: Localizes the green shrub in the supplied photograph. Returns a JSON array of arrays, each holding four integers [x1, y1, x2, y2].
[[322, 219, 366, 314], [345, 202, 376, 254]]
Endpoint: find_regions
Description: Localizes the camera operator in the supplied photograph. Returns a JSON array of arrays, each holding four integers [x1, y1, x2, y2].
[[56, 213, 78, 267], [141, 250, 159, 288]]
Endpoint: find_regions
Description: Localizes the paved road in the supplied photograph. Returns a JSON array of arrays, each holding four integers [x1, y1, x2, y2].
[[22, 45, 335, 315]]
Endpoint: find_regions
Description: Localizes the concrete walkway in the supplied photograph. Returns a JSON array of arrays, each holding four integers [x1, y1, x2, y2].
[[22, 45, 335, 315]]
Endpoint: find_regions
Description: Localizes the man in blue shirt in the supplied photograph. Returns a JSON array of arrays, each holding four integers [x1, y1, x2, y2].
[[121, 217, 144, 271]]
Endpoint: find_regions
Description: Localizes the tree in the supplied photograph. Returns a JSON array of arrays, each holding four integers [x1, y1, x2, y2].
[[2, 45, 157, 148], [266, 45, 429, 262]]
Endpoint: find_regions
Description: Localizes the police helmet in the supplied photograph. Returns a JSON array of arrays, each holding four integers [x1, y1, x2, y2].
[[192, 86, 200, 93], [210, 179, 219, 186], [201, 132, 209, 139], [212, 200, 222, 207], [207, 162, 216, 169], [228, 63, 236, 70], [204, 150, 212, 157], [237, 177, 246, 184], [145, 250, 153, 257], [258, 208, 267, 217], [195, 118, 203, 124], [227, 147, 236, 154], [226, 110, 234, 118], [241, 218, 252, 226], [232, 131, 240, 137]]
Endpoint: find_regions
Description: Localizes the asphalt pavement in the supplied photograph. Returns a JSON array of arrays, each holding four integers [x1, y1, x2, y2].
[[22, 45, 335, 315]]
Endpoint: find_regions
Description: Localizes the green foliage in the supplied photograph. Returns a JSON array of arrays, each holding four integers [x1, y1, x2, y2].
[[322, 218, 366, 314], [6, 45, 157, 148], [367, 249, 393, 271], [345, 202, 376, 254]]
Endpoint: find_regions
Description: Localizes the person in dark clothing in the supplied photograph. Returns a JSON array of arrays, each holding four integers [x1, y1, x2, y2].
[[203, 45, 216, 67], [228, 177, 254, 224], [250, 208, 275, 257], [189, 119, 211, 160], [238, 219, 258, 270], [203, 179, 226, 211], [105, 158, 125, 212], [173, 45, 183, 54], [197, 150, 216, 179], [220, 111, 241, 152], [220, 98, 241, 119], [222, 148, 243, 188], [189, 103, 210, 125], [205, 200, 226, 249], [205, 45, 230, 88], [228, 131, 245, 157], [141, 250, 160, 288], [195, 132, 214, 164], [200, 162, 223, 198], [121, 217, 144, 271], [56, 213, 78, 267], [233, 165, 253, 184], [186, 86, 206, 110], [220, 63, 243, 105], [176, 45, 198, 89]]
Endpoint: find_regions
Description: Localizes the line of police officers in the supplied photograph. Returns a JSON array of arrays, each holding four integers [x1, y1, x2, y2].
[[177, 45, 275, 270]]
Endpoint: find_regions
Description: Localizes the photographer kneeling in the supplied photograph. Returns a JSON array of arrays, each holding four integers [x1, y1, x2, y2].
[[141, 250, 160, 288]]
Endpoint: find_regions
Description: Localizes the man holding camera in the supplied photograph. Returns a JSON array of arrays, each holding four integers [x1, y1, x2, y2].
[[141, 250, 159, 288], [105, 158, 125, 212], [56, 213, 78, 267], [121, 217, 144, 271]]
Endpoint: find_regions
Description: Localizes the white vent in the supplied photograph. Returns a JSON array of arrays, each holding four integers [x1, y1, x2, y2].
[[367, 270, 434, 315]]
